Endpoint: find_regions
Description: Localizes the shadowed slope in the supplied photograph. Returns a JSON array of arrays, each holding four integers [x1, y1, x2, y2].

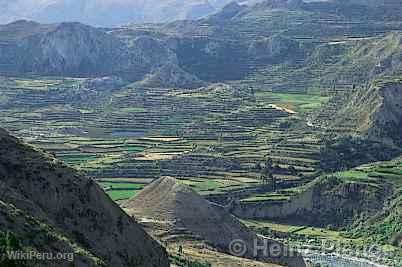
[[0, 128, 170, 267]]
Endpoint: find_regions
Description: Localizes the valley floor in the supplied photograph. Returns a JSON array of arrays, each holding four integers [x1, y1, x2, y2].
[[0, 76, 400, 266]]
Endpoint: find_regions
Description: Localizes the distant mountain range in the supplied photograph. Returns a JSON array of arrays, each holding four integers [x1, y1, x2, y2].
[[1, 0, 401, 81], [1, 0, 401, 146], [0, 0, 268, 27], [1, 0, 397, 27]]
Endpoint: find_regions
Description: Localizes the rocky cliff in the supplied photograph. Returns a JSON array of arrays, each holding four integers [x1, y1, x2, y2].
[[0, 128, 170, 267], [324, 78, 402, 146], [231, 176, 391, 227], [248, 35, 302, 63], [0, 20, 177, 80], [349, 80, 402, 145]]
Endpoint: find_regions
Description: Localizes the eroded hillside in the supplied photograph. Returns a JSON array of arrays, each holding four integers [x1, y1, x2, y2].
[[123, 177, 306, 267], [0, 128, 169, 267]]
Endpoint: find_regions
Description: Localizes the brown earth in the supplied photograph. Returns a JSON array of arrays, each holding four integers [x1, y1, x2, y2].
[[123, 176, 306, 267], [0, 128, 170, 267]]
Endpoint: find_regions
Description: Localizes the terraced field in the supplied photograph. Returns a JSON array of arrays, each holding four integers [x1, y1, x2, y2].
[[335, 158, 402, 187], [0, 77, 329, 201], [242, 220, 349, 243], [97, 179, 147, 201], [239, 157, 402, 266]]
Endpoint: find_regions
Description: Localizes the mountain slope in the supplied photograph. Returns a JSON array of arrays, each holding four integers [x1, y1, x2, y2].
[[319, 33, 402, 85], [122, 177, 306, 267], [0, 0, 273, 26], [2, 3, 402, 84], [0, 128, 170, 267], [232, 175, 392, 226], [0, 200, 102, 266], [332, 78, 402, 145], [0, 20, 176, 80], [0, 0, 229, 26]]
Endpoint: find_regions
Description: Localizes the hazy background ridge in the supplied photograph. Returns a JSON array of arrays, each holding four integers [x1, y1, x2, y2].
[[0, 0, 339, 26]]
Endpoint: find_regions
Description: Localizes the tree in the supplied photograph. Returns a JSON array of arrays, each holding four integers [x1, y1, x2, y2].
[[249, 87, 256, 102], [254, 162, 262, 171], [288, 165, 297, 174], [260, 157, 276, 190]]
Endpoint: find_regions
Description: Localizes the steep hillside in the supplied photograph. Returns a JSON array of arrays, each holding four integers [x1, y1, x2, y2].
[[237, 157, 402, 266], [319, 77, 402, 146], [0, 128, 170, 267], [345, 79, 402, 145], [327, 158, 402, 248], [350, 189, 402, 247], [2, 3, 402, 85], [123, 177, 306, 267], [231, 175, 392, 226], [0, 200, 101, 266], [153, 1, 402, 84], [232, 156, 401, 247], [0, 20, 176, 80], [320, 33, 402, 85]]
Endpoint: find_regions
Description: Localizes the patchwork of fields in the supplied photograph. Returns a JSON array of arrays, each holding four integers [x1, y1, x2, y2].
[[0, 77, 329, 202]]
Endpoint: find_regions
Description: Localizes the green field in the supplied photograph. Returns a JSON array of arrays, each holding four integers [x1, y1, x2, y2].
[[240, 193, 291, 203], [335, 158, 402, 187], [0, 77, 327, 201], [106, 190, 140, 201], [255, 92, 329, 113], [97, 180, 146, 201], [242, 219, 350, 242]]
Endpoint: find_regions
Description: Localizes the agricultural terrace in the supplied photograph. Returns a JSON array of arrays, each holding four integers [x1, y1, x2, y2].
[[0, 77, 329, 202]]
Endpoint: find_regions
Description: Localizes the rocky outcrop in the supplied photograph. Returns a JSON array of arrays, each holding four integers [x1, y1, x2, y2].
[[326, 78, 402, 146], [248, 35, 301, 62], [345, 33, 401, 82], [352, 81, 402, 145], [231, 187, 315, 221], [123, 177, 306, 267], [139, 63, 206, 89], [0, 21, 177, 80], [0, 128, 170, 267], [231, 176, 390, 227]]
